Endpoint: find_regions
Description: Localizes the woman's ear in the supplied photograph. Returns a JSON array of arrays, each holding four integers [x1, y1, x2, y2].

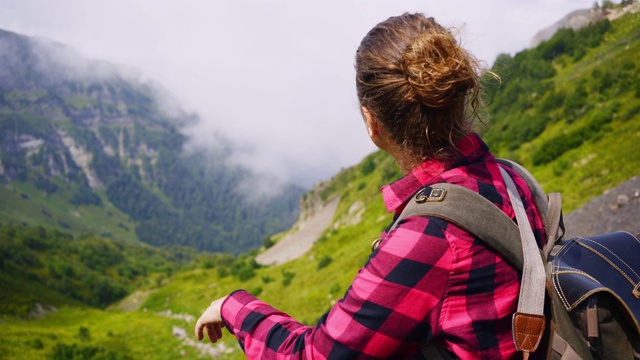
[[361, 107, 377, 138], [362, 106, 393, 152]]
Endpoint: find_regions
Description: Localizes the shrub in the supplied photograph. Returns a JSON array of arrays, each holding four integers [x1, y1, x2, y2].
[[29, 338, 44, 349], [216, 267, 230, 278], [78, 327, 91, 342], [317, 255, 333, 270], [360, 156, 376, 176], [552, 159, 570, 176], [263, 236, 275, 249], [91, 277, 127, 307], [235, 266, 255, 282], [624, 105, 640, 122], [282, 270, 296, 287], [250, 286, 263, 296], [50, 343, 132, 360]]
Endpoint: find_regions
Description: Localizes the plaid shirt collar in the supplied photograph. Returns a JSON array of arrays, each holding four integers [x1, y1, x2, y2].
[[381, 132, 489, 213]]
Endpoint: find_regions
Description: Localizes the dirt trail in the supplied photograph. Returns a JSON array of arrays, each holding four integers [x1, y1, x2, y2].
[[256, 196, 340, 266], [109, 289, 156, 312]]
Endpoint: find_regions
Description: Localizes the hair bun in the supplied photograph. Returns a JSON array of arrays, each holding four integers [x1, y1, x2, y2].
[[401, 30, 477, 109]]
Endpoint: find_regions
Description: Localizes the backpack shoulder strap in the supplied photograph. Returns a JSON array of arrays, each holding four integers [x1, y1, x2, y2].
[[497, 159, 564, 258], [397, 170, 548, 358], [391, 183, 524, 270], [497, 159, 550, 229]]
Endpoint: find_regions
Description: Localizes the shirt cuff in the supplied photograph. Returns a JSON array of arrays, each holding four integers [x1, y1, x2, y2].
[[220, 289, 284, 336]]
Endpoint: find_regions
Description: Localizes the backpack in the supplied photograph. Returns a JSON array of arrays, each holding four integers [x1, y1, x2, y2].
[[393, 159, 640, 359]]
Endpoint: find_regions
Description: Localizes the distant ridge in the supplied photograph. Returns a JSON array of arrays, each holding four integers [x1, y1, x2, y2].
[[530, 8, 605, 48], [530, 2, 640, 49]]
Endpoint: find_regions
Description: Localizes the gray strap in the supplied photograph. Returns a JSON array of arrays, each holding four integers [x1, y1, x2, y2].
[[552, 332, 582, 360], [501, 168, 547, 357], [500, 167, 546, 317], [497, 159, 551, 235], [392, 183, 524, 270], [498, 159, 564, 262], [543, 192, 563, 261]]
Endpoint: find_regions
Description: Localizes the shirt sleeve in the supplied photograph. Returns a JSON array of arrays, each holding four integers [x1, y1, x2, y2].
[[220, 215, 453, 359]]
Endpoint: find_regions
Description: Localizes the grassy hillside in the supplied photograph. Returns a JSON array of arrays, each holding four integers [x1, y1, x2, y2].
[[0, 224, 199, 316], [481, 8, 640, 211], [1, 6, 639, 360], [0, 181, 137, 242], [0, 308, 189, 360]]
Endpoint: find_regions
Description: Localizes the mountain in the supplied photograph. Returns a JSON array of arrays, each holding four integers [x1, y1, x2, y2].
[[1, 4, 639, 359], [0, 28, 303, 254]]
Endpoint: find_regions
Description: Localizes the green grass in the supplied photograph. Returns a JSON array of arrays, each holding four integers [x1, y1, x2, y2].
[[0, 182, 137, 242], [522, 102, 640, 211], [497, 90, 640, 212], [0, 272, 83, 319], [0, 307, 193, 360]]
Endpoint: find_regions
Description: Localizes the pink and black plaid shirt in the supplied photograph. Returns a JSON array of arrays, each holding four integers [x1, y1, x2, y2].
[[221, 133, 546, 359]]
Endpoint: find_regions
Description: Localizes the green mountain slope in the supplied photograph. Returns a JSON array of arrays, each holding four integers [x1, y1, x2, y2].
[[0, 224, 199, 316], [481, 8, 640, 211], [1, 5, 639, 360], [0, 28, 302, 254]]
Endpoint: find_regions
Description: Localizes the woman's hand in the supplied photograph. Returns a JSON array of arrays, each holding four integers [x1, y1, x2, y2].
[[195, 296, 229, 343]]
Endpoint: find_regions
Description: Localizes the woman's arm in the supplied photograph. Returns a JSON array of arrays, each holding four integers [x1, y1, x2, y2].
[[196, 216, 453, 359]]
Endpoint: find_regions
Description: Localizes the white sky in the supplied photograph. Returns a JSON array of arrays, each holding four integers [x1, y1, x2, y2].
[[0, 0, 600, 187]]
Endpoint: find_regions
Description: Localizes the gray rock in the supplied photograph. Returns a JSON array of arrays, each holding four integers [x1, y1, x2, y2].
[[563, 176, 640, 239]]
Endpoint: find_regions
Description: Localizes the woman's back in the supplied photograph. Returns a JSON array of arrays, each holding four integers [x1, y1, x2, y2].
[[195, 12, 546, 359]]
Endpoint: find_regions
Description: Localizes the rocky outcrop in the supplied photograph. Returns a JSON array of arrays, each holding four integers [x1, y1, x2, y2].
[[58, 130, 104, 190], [530, 3, 640, 49], [530, 8, 605, 48], [606, 2, 640, 21], [256, 195, 340, 266]]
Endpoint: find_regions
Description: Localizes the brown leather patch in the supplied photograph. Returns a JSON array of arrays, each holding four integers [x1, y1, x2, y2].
[[512, 312, 546, 352], [586, 305, 599, 338]]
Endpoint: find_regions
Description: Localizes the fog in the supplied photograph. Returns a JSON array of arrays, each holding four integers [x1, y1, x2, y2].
[[0, 0, 600, 187]]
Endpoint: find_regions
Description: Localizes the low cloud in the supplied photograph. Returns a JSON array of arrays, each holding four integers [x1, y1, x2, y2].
[[0, 0, 601, 187]]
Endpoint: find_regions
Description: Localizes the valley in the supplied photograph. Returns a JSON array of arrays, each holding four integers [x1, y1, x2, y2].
[[1, 3, 640, 359]]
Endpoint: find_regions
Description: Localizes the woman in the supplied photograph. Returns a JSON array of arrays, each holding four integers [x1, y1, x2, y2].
[[195, 13, 546, 359]]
